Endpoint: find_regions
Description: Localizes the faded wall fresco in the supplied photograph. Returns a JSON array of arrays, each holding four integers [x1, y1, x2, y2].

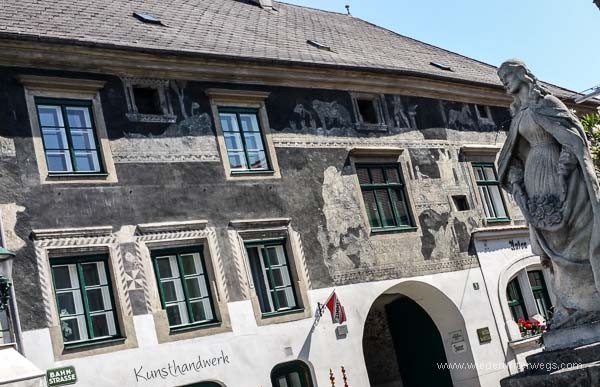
[[0, 66, 519, 329]]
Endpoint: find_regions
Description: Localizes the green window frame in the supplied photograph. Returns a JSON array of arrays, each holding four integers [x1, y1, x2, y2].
[[35, 97, 105, 175], [507, 277, 528, 322], [50, 254, 121, 347], [528, 270, 552, 320], [218, 107, 271, 173], [271, 361, 314, 387], [356, 164, 415, 232], [472, 162, 509, 222], [245, 240, 299, 316], [152, 246, 217, 330]]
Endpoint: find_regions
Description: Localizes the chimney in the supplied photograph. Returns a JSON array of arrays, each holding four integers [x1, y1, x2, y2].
[[253, 0, 273, 9]]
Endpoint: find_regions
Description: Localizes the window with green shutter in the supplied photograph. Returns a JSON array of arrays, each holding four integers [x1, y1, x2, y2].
[[50, 255, 120, 346], [218, 108, 270, 173], [245, 241, 299, 316], [472, 163, 509, 221], [506, 277, 528, 322], [35, 98, 104, 174], [356, 164, 415, 232], [152, 247, 217, 329]]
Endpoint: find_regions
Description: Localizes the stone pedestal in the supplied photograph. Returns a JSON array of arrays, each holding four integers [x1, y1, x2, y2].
[[544, 320, 600, 351], [500, 341, 600, 387]]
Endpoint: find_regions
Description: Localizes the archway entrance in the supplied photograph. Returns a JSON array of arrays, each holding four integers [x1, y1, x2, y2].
[[363, 281, 477, 387]]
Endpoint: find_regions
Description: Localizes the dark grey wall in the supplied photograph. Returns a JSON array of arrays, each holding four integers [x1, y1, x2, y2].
[[0, 66, 512, 330]]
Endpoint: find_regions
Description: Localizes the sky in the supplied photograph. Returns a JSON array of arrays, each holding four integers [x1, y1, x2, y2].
[[283, 0, 599, 93]]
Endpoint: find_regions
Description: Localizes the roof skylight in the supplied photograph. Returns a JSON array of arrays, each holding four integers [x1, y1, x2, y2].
[[133, 12, 163, 25], [307, 39, 331, 51], [430, 61, 452, 71]]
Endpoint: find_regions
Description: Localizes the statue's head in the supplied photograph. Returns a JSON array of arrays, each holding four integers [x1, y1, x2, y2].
[[497, 59, 536, 95], [498, 59, 548, 114]]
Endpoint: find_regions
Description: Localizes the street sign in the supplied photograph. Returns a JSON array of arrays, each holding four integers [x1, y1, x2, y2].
[[46, 366, 77, 387]]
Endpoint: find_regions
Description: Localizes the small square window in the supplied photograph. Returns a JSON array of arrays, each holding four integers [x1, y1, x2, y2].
[[351, 93, 386, 131], [357, 98, 379, 124], [50, 255, 120, 346], [122, 78, 176, 123], [132, 87, 162, 115], [475, 104, 492, 121], [452, 195, 470, 211]]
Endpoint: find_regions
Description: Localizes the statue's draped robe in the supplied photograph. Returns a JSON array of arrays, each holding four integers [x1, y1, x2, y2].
[[498, 95, 600, 323]]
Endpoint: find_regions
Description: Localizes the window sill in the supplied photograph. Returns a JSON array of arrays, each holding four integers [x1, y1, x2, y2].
[[370, 226, 418, 235], [485, 217, 511, 224], [354, 123, 388, 132], [230, 169, 275, 176], [169, 321, 221, 334], [48, 172, 109, 178], [63, 336, 125, 351], [261, 307, 304, 319]]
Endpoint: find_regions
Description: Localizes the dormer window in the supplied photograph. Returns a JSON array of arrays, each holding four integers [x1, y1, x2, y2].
[[351, 93, 387, 131], [122, 78, 176, 123]]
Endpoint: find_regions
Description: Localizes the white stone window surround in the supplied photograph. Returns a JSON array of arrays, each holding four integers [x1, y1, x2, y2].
[[18, 75, 118, 184], [207, 88, 281, 180], [135, 220, 231, 343], [228, 218, 312, 325], [498, 255, 554, 342], [121, 77, 176, 123], [350, 92, 388, 131], [31, 226, 137, 360]]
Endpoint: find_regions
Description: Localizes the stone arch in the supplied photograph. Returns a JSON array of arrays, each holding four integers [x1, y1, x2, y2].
[[362, 280, 480, 387]]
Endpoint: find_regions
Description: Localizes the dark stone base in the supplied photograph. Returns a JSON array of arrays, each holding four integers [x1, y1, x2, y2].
[[500, 342, 600, 387]]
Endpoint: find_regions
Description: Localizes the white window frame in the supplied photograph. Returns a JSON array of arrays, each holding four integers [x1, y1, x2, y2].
[[19, 75, 118, 184], [207, 89, 281, 180], [229, 218, 311, 325]]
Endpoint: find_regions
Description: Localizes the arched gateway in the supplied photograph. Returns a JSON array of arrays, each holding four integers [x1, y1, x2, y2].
[[362, 281, 480, 387]]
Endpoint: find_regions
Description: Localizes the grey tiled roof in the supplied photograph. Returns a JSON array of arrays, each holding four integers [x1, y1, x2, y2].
[[0, 0, 581, 98]]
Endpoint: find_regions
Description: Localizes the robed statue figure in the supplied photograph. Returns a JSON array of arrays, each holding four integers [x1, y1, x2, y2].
[[497, 59, 600, 329]]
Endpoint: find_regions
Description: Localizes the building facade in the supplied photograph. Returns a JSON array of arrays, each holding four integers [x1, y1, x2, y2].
[[0, 1, 597, 386]]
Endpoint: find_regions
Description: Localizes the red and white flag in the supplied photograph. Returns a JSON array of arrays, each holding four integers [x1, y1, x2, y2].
[[324, 290, 347, 324]]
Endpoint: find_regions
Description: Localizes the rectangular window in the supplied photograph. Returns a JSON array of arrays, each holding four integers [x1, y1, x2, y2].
[[50, 255, 119, 345], [218, 108, 270, 172], [528, 270, 552, 320], [35, 98, 103, 174], [152, 247, 216, 329], [245, 241, 298, 315], [507, 277, 528, 322], [472, 163, 509, 221], [356, 164, 414, 232]]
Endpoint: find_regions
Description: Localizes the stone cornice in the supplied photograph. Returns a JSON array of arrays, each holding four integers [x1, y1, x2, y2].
[[2, 38, 597, 113], [31, 226, 113, 240], [472, 225, 529, 241], [135, 220, 208, 235], [0, 38, 516, 108], [17, 75, 106, 94]]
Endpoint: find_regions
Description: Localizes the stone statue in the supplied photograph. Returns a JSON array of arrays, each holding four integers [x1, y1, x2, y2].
[[497, 59, 600, 330]]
